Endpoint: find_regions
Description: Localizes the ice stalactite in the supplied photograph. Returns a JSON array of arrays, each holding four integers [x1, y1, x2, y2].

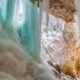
[[3, 0, 42, 62], [74, 0, 80, 46]]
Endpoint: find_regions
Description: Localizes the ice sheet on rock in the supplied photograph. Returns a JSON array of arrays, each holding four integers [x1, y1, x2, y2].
[[41, 13, 67, 64]]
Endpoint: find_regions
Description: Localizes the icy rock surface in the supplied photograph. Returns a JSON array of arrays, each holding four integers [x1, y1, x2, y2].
[[41, 13, 67, 64]]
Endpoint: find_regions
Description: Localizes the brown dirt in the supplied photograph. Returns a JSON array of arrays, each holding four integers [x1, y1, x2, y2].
[[49, 0, 76, 22]]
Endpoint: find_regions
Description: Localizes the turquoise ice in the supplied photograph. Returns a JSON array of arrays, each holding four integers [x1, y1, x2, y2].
[[0, 0, 41, 62]]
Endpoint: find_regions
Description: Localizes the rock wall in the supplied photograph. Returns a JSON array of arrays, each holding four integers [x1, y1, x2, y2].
[[49, 0, 75, 22]]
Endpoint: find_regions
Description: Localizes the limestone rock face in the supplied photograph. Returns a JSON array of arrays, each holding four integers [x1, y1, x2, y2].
[[41, 12, 79, 80], [41, 13, 67, 64]]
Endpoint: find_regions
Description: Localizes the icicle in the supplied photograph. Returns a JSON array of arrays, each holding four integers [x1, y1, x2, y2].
[[20, 0, 32, 56], [3, 0, 21, 44], [45, 0, 49, 27], [5, 0, 17, 32], [17, 0, 44, 62], [42, 0, 49, 27], [12, 0, 24, 38], [0, 7, 3, 31], [74, 0, 80, 45], [0, 0, 7, 23]]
